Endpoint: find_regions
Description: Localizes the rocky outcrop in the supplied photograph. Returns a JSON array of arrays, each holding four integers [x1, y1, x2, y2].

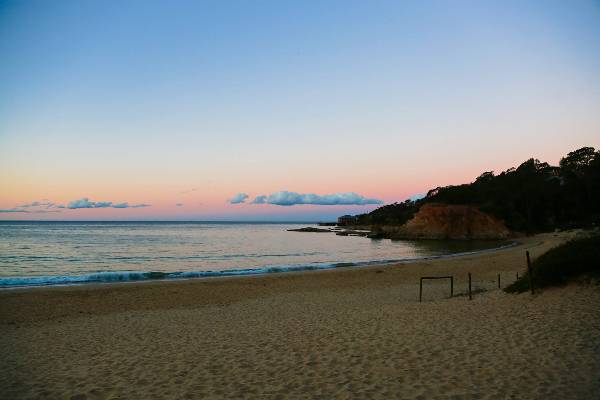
[[287, 227, 332, 233], [374, 203, 510, 240]]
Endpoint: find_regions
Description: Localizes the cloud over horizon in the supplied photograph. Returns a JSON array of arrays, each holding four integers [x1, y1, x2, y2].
[[249, 191, 384, 206], [66, 198, 151, 209], [229, 193, 249, 204], [2, 197, 151, 213], [0, 208, 62, 213], [19, 200, 56, 209]]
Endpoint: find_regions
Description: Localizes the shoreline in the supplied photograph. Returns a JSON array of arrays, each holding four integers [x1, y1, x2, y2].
[[2, 230, 600, 399], [0, 233, 562, 323], [0, 239, 518, 290]]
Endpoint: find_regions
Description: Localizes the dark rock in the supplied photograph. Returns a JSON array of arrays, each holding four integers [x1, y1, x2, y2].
[[287, 227, 331, 233]]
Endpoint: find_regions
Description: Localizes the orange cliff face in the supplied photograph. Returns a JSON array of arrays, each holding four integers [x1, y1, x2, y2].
[[379, 203, 511, 240]]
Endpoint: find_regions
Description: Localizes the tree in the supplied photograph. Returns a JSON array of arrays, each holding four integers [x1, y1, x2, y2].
[[560, 147, 596, 176], [348, 147, 599, 232]]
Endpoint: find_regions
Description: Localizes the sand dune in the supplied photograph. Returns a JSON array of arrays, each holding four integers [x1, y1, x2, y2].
[[1, 232, 599, 399]]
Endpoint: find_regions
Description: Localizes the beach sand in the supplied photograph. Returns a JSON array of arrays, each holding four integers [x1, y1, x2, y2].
[[1, 231, 599, 399]]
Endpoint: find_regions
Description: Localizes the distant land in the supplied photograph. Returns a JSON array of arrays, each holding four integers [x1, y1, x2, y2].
[[338, 147, 600, 239]]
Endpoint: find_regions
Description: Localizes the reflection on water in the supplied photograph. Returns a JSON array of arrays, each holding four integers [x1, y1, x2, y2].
[[0, 222, 510, 286], [399, 239, 511, 254]]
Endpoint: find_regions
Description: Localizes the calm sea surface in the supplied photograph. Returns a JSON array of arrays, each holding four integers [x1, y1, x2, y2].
[[0, 222, 509, 287]]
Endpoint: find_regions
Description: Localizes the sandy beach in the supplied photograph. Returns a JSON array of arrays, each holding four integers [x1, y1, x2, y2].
[[1, 231, 599, 399]]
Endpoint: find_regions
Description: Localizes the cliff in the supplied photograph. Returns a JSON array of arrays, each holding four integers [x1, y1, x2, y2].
[[373, 203, 511, 240]]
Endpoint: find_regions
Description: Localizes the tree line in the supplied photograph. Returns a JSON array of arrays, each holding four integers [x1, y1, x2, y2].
[[353, 147, 600, 233]]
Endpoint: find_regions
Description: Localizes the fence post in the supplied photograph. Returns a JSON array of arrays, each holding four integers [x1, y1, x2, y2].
[[450, 276, 454, 297], [419, 278, 423, 302], [497, 273, 501, 289], [468, 272, 472, 301], [526, 251, 534, 295], [516, 272, 519, 280]]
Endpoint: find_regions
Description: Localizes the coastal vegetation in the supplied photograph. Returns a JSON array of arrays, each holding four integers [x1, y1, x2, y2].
[[505, 233, 600, 293], [352, 147, 600, 234]]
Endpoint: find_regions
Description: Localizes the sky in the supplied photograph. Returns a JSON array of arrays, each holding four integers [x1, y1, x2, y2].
[[1, 0, 599, 221]]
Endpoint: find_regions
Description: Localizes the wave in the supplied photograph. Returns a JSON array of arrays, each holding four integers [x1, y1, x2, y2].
[[0, 242, 517, 288], [0, 262, 356, 287]]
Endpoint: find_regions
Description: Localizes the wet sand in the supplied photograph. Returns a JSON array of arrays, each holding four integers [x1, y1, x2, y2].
[[1, 231, 599, 399]]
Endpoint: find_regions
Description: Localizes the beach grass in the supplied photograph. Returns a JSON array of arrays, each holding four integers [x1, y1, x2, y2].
[[505, 232, 600, 293]]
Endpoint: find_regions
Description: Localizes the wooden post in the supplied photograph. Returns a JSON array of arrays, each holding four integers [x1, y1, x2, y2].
[[526, 251, 534, 295], [498, 273, 501, 289], [450, 276, 454, 297], [468, 272, 472, 300], [419, 278, 423, 302], [516, 272, 519, 280]]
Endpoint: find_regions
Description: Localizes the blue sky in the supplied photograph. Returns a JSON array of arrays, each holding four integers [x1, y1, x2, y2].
[[1, 0, 599, 220]]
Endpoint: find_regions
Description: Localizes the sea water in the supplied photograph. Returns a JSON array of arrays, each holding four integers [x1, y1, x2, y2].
[[0, 221, 510, 287]]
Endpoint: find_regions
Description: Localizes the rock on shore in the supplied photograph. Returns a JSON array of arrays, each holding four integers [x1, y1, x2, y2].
[[376, 203, 510, 240], [287, 227, 332, 233]]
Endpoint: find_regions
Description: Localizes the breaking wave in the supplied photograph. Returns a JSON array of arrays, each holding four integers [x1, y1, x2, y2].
[[0, 242, 516, 288]]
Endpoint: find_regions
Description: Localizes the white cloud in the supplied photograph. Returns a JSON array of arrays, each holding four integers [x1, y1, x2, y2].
[[67, 198, 96, 209], [3, 198, 150, 213], [249, 191, 384, 206], [229, 193, 249, 204], [19, 200, 56, 209], [0, 208, 61, 213], [67, 198, 151, 209], [251, 195, 267, 204]]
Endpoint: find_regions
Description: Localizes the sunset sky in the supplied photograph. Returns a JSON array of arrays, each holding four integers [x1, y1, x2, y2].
[[1, 0, 599, 221]]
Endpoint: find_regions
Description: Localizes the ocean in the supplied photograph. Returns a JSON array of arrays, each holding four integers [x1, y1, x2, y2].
[[0, 222, 510, 287]]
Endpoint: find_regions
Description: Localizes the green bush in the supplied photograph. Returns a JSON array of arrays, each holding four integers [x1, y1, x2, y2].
[[505, 234, 600, 293]]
